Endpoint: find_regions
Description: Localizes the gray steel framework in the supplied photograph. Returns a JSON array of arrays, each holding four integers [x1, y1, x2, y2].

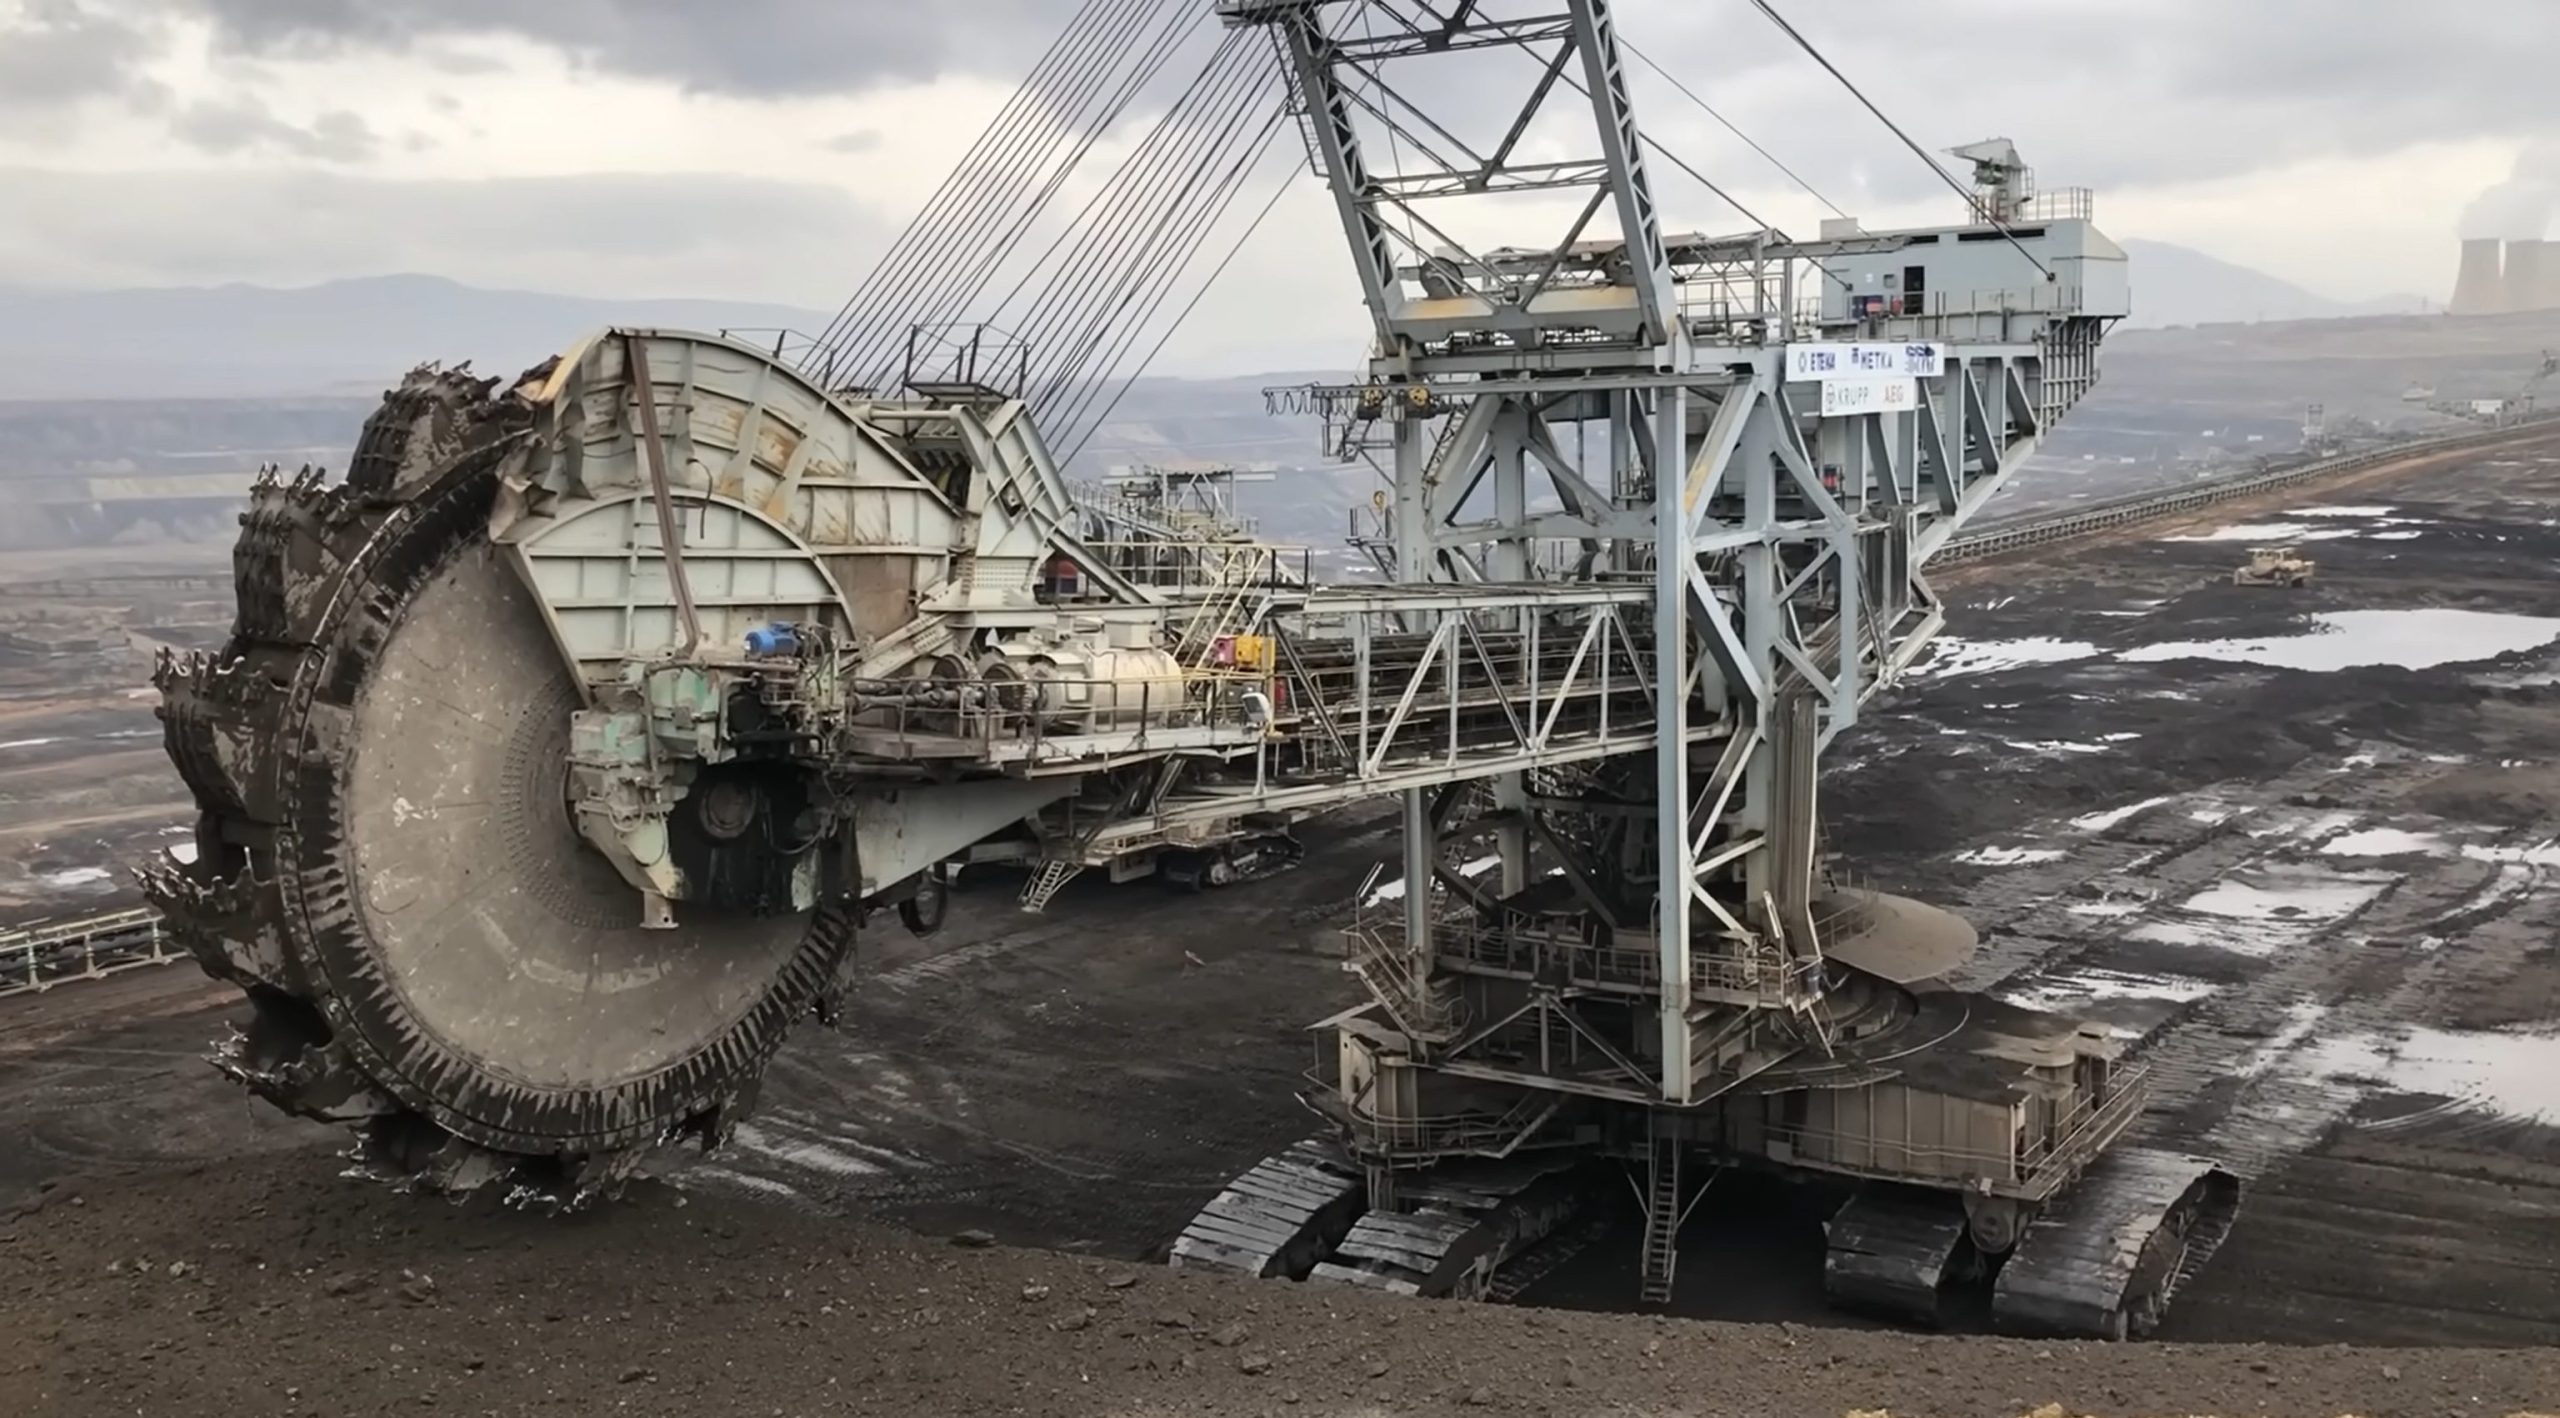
[[1220, 0, 2111, 1117]]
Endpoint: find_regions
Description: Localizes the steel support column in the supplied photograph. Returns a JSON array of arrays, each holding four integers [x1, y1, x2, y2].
[[1651, 384, 1694, 1103]]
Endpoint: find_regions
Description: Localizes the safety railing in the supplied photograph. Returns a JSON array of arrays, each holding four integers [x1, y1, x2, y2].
[[1984, 187, 2094, 223], [0, 908, 180, 999], [1306, 1078, 1564, 1162], [1427, 911, 1813, 1003], [1757, 1059, 2151, 1200], [1825, 284, 2096, 342], [841, 669, 1270, 769]]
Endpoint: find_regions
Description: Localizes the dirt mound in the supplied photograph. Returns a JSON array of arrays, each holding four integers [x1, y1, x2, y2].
[[5, 1153, 2554, 1418]]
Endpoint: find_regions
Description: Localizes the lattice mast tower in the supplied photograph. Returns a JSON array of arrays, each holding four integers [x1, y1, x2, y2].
[[1223, 0, 2124, 1239]]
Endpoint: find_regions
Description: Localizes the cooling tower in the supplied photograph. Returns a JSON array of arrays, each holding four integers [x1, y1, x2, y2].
[[2503, 239, 2551, 313], [2451, 237, 2506, 315]]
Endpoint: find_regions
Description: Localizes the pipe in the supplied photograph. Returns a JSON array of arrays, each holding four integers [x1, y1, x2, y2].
[[626, 337, 706, 662]]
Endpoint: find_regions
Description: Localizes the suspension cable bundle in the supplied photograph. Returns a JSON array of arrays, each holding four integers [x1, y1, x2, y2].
[[804, 0, 1296, 453]]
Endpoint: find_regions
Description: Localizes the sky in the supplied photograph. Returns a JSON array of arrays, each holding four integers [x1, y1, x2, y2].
[[2, 0, 2554, 377]]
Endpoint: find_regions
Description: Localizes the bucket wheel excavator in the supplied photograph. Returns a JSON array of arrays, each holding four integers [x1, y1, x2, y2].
[[140, 0, 2235, 1338]]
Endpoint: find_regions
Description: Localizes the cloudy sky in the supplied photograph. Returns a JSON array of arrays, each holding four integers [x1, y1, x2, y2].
[[2, 0, 2553, 375]]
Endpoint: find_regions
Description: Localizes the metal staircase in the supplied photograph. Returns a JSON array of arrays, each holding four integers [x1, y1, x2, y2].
[[1639, 1133, 1683, 1305], [1018, 859, 1086, 913], [1342, 922, 1462, 1042]]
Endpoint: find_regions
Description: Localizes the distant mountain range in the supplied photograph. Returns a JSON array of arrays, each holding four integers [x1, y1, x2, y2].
[[0, 275, 830, 401], [2116, 240, 2427, 329], [0, 241, 2430, 401]]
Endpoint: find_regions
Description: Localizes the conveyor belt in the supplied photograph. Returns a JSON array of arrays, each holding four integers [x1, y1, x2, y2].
[[1991, 1147, 2241, 1339]]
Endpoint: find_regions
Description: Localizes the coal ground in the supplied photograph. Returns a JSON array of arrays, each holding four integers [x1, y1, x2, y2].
[[8, 434, 2560, 1413]]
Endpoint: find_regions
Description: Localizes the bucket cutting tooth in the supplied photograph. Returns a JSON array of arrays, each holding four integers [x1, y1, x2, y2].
[[152, 650, 284, 819], [132, 857, 297, 994]]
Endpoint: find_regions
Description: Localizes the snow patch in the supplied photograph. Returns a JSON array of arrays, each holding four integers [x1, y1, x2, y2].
[[2322, 828, 2449, 857], [2164, 521, 2318, 543], [2121, 609, 2560, 674], [2306, 1027, 2560, 1124], [1913, 636, 2099, 680], [2131, 867, 2393, 959], [1361, 853, 1503, 908], [2459, 839, 2560, 869], [2071, 796, 2177, 832], [1957, 846, 2067, 866]]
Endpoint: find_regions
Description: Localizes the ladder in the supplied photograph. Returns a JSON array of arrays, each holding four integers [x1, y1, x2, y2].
[[1639, 1133, 1682, 1305], [1017, 860, 1085, 913], [1341, 923, 1462, 1042]]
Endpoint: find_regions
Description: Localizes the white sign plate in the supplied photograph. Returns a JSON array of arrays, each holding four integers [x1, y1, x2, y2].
[[1818, 376, 1918, 418], [1786, 342, 1944, 382]]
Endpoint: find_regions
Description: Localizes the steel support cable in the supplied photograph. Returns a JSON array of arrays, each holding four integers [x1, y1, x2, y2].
[[1004, 32, 1270, 386], [979, 22, 1257, 331], [1742, 0, 2052, 277], [815, 0, 1166, 378], [1020, 62, 1279, 418], [1057, 173, 1296, 466], [861, 0, 1213, 393], [888, 0, 1207, 353], [1355, 2, 1428, 261], [840, 0, 1205, 390], [816, 7, 1151, 387], [1011, 79, 1272, 404], [1039, 101, 1286, 414], [808, 0, 1137, 364], [1001, 27, 1266, 364], [1054, 127, 1298, 464], [825, 0, 1173, 385], [822, 0, 1162, 362], [1034, 104, 1290, 427], [1620, 36, 1847, 220]]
